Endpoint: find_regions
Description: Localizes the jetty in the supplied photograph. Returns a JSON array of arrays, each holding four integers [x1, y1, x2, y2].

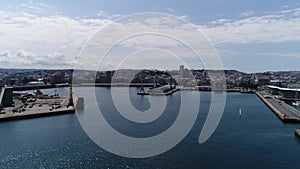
[[0, 96, 76, 121], [137, 85, 179, 96], [74, 83, 156, 87], [256, 91, 300, 123], [12, 83, 69, 91], [0, 77, 79, 121]]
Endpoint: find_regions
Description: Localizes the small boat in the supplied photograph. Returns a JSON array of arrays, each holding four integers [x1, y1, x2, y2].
[[239, 108, 243, 117], [292, 92, 299, 106], [292, 101, 300, 106], [295, 128, 300, 137]]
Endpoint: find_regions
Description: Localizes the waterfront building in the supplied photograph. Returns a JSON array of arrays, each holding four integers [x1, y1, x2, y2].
[[267, 85, 300, 100]]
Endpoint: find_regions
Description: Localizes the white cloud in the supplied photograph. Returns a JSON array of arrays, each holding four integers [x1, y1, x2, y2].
[[16, 49, 31, 58], [282, 4, 291, 9], [278, 7, 300, 16], [0, 7, 112, 68], [0, 50, 10, 57], [208, 18, 232, 25], [21, 3, 41, 11], [0, 9, 111, 49], [241, 11, 254, 17], [95, 10, 121, 19], [166, 8, 174, 13], [201, 8, 300, 44], [258, 52, 300, 58], [19, 1, 57, 15], [0, 5, 300, 69], [12, 49, 74, 68], [0, 50, 11, 64]]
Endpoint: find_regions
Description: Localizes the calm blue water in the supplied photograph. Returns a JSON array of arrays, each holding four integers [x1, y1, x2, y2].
[[0, 87, 299, 168]]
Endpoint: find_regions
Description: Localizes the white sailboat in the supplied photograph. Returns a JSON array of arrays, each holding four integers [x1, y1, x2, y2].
[[292, 101, 300, 106], [239, 108, 243, 117], [292, 92, 299, 106]]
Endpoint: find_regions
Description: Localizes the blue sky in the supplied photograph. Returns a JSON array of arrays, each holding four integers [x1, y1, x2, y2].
[[0, 0, 299, 72]]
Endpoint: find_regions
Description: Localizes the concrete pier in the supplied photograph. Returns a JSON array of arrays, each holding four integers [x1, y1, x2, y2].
[[138, 88, 179, 96], [0, 97, 75, 121], [256, 91, 300, 123], [137, 85, 179, 96]]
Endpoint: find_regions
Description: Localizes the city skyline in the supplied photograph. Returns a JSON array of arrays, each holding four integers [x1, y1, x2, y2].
[[0, 1, 299, 72]]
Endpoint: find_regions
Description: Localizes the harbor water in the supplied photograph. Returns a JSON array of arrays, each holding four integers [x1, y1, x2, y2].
[[0, 87, 299, 168]]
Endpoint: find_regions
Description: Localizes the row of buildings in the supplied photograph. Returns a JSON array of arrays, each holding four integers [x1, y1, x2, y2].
[[0, 69, 72, 86], [1, 67, 300, 90]]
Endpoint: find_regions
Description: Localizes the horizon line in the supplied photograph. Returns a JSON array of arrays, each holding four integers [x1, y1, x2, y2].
[[1, 67, 300, 74]]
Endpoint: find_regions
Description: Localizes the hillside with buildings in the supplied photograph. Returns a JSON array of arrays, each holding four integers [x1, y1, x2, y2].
[[0, 67, 300, 89]]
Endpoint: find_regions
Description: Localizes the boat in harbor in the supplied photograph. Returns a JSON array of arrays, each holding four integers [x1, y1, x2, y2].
[[292, 92, 299, 106], [239, 108, 243, 117], [292, 101, 300, 106]]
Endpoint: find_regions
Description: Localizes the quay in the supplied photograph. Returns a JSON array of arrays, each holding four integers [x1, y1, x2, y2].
[[11, 83, 155, 91], [75, 83, 156, 87], [137, 85, 253, 96], [0, 96, 76, 122], [255, 91, 300, 123], [12, 83, 69, 91], [177, 86, 252, 93], [0, 78, 79, 121], [137, 85, 179, 96]]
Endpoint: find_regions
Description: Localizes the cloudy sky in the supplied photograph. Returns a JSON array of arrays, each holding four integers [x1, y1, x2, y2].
[[0, 0, 299, 72]]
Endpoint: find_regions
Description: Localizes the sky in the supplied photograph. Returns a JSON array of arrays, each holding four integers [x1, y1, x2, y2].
[[0, 0, 300, 72]]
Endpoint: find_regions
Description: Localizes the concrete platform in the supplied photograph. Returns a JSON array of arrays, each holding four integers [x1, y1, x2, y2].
[[0, 97, 75, 121], [256, 91, 300, 123], [137, 88, 179, 96]]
